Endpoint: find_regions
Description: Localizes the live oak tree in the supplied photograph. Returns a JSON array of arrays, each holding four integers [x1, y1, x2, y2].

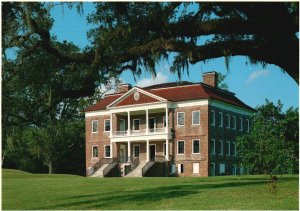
[[3, 2, 299, 103]]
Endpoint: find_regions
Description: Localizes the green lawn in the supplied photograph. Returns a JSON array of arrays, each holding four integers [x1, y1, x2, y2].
[[2, 169, 299, 210]]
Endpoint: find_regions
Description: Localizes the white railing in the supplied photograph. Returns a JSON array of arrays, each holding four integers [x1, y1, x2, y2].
[[113, 131, 127, 136], [149, 127, 165, 133], [131, 129, 146, 135], [111, 127, 171, 137]]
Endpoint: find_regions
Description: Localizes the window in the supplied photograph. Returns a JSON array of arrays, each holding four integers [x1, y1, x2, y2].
[[239, 117, 243, 131], [104, 119, 110, 132], [219, 112, 223, 127], [163, 143, 166, 156], [219, 163, 225, 174], [210, 163, 215, 176], [177, 140, 185, 154], [192, 111, 200, 125], [232, 142, 236, 156], [232, 165, 236, 175], [177, 112, 185, 126], [193, 163, 199, 174], [133, 145, 140, 157], [211, 139, 215, 155], [226, 141, 230, 156], [232, 115, 236, 130], [246, 119, 250, 132], [92, 120, 98, 133], [226, 114, 230, 128], [177, 164, 184, 173], [210, 110, 215, 126], [92, 145, 98, 158], [133, 119, 140, 131], [219, 140, 223, 155], [104, 145, 111, 158], [192, 140, 200, 154]]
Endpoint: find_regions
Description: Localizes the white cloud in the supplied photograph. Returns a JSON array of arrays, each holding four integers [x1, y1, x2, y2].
[[246, 70, 270, 84], [136, 72, 169, 87]]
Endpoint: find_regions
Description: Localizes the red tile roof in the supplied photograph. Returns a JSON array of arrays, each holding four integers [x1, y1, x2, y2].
[[85, 82, 255, 112]]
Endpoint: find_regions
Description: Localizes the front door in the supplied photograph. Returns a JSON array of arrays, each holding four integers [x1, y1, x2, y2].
[[120, 144, 127, 163], [149, 145, 156, 161]]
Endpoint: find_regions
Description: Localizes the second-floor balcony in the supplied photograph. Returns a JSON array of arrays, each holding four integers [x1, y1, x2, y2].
[[112, 127, 170, 137]]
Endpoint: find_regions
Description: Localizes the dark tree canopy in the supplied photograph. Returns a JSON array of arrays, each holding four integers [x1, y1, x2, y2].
[[3, 2, 299, 101]]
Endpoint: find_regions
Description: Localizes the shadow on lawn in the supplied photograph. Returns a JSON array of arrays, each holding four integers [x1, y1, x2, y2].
[[36, 179, 274, 209]]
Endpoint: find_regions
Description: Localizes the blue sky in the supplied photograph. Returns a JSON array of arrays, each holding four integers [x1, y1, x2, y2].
[[50, 3, 298, 111]]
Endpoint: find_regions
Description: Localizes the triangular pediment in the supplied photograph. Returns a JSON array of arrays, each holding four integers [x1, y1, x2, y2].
[[107, 87, 167, 108]]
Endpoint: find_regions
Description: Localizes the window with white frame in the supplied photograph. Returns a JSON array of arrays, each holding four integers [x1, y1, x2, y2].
[[226, 141, 230, 156], [210, 110, 215, 126], [232, 115, 236, 130], [177, 112, 185, 126], [219, 112, 223, 127], [192, 111, 200, 125], [92, 145, 98, 158], [192, 140, 200, 154], [104, 119, 110, 132], [232, 142, 236, 156], [239, 117, 243, 131], [211, 139, 215, 155], [232, 165, 236, 175], [177, 140, 185, 154], [246, 119, 250, 132], [92, 120, 98, 133], [219, 140, 223, 155], [133, 119, 140, 131], [219, 163, 225, 174], [104, 145, 111, 158], [226, 114, 230, 128], [193, 163, 200, 174], [133, 145, 140, 157]]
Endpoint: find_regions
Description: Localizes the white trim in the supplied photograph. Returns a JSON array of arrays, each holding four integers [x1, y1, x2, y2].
[[192, 139, 200, 154], [232, 115, 236, 130], [211, 139, 215, 155], [92, 145, 99, 158], [107, 87, 168, 108], [163, 116, 166, 128], [177, 140, 185, 155], [92, 120, 98, 133], [177, 112, 185, 127], [219, 112, 223, 128], [246, 119, 250, 132], [173, 99, 209, 108], [104, 119, 110, 132], [239, 117, 243, 131], [163, 143, 166, 156], [219, 140, 223, 155], [104, 144, 112, 158], [192, 163, 200, 174], [192, 110, 201, 125], [211, 99, 255, 115], [226, 114, 231, 129], [226, 141, 231, 156], [133, 118, 140, 131], [85, 110, 110, 117], [108, 102, 169, 113], [210, 110, 215, 126], [133, 144, 140, 158]]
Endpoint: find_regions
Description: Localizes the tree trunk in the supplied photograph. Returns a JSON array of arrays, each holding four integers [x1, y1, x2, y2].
[[48, 161, 53, 174]]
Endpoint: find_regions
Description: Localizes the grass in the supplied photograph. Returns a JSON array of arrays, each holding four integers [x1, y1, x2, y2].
[[2, 168, 299, 210]]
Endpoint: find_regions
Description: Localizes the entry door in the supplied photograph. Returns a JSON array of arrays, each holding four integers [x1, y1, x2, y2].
[[149, 145, 156, 161], [120, 145, 127, 163], [148, 118, 156, 132], [120, 119, 126, 131]]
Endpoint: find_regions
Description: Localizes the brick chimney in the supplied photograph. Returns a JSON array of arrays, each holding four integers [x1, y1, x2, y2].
[[203, 71, 218, 88], [117, 83, 132, 93]]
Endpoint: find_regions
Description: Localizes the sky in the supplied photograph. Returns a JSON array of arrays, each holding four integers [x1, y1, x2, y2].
[[49, 3, 299, 111]]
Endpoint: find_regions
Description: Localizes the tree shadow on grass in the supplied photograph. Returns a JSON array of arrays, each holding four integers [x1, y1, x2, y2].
[[35, 179, 271, 210]]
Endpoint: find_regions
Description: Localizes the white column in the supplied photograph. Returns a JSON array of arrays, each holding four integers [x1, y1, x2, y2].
[[165, 107, 169, 133], [110, 143, 113, 158], [146, 140, 149, 162], [127, 111, 131, 135], [110, 113, 113, 137], [165, 139, 169, 161], [127, 141, 131, 162], [146, 109, 149, 134]]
